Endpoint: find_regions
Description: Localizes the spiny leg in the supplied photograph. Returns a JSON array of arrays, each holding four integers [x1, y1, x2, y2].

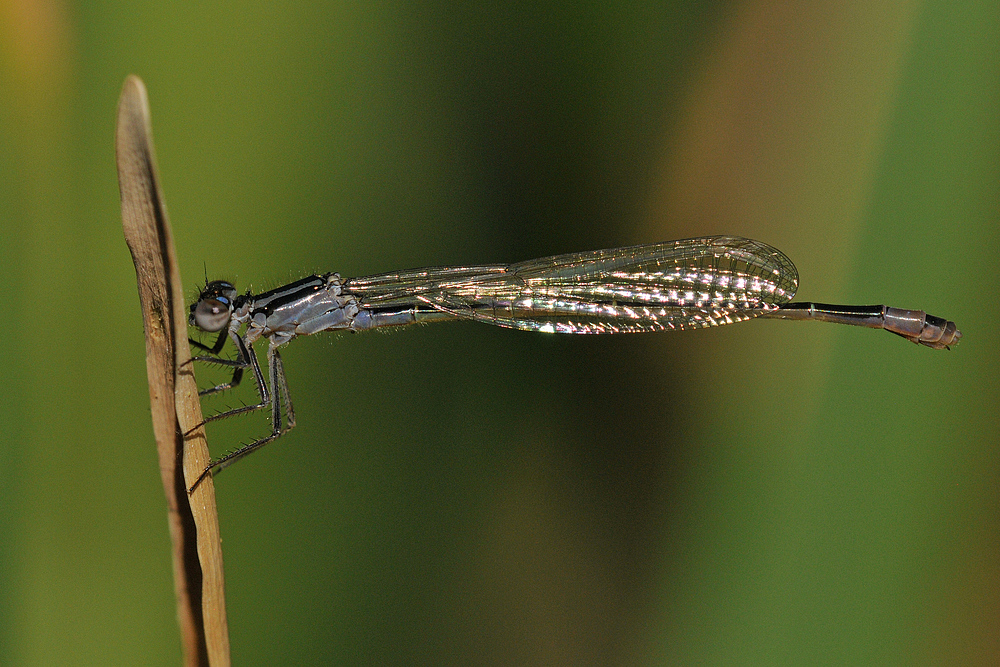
[[189, 328, 228, 355], [184, 331, 273, 461], [189, 344, 296, 492], [192, 333, 271, 428], [188, 329, 252, 397], [272, 348, 295, 432]]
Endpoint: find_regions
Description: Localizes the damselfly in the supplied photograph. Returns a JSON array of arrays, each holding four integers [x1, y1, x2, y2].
[[187, 235, 960, 491]]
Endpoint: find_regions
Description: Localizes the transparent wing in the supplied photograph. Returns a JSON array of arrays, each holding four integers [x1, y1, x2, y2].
[[343, 236, 799, 333]]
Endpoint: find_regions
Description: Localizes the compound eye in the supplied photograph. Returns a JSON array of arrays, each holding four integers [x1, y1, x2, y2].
[[192, 297, 232, 332]]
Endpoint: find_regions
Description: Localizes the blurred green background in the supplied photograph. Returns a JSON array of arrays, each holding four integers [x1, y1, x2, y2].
[[2, 1, 997, 665]]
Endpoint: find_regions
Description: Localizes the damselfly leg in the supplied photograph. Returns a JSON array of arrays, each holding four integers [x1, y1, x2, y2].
[[187, 331, 297, 491], [189, 329, 247, 396]]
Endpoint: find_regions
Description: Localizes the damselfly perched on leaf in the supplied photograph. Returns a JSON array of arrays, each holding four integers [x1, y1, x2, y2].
[[187, 235, 960, 491]]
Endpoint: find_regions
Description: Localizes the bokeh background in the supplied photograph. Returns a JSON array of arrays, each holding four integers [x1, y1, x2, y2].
[[2, 1, 997, 665]]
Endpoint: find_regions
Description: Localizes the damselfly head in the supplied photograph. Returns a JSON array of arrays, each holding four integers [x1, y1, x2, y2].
[[190, 280, 237, 332]]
